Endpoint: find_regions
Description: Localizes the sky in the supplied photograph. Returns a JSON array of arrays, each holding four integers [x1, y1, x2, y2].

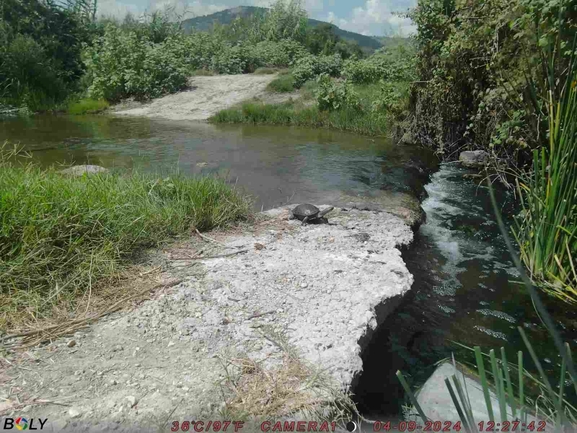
[[97, 0, 417, 36]]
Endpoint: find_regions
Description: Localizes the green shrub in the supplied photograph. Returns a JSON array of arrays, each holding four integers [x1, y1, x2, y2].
[[211, 44, 256, 74], [371, 80, 410, 117], [342, 49, 417, 84], [0, 34, 68, 110], [252, 39, 308, 67], [83, 26, 189, 101], [408, 0, 576, 159], [292, 54, 343, 88], [0, 145, 251, 318], [67, 98, 110, 115], [0, 0, 89, 110], [315, 74, 361, 112], [267, 73, 296, 92]]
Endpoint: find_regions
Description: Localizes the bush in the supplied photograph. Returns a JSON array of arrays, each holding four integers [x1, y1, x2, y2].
[[0, 34, 68, 110], [292, 54, 343, 88], [0, 0, 90, 110], [211, 44, 256, 74], [371, 80, 410, 117], [315, 74, 361, 112], [343, 49, 416, 84], [252, 39, 308, 68], [0, 146, 251, 319], [83, 26, 189, 101], [267, 73, 296, 92], [408, 0, 575, 160]]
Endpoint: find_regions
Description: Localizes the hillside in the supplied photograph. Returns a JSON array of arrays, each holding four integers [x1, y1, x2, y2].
[[181, 6, 393, 52]]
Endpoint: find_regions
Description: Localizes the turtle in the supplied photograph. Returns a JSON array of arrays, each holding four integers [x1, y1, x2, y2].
[[291, 204, 335, 224]]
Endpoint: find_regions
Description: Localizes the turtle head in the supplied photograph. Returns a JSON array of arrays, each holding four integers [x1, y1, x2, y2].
[[318, 206, 335, 218]]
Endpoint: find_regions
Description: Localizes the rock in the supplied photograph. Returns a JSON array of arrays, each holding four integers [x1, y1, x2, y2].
[[351, 233, 370, 243], [68, 407, 82, 418], [335, 192, 426, 231], [459, 150, 489, 168], [125, 396, 137, 408], [413, 361, 550, 429], [60, 165, 109, 176], [67, 340, 77, 348]]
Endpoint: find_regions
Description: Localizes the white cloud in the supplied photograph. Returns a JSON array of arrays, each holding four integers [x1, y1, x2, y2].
[[98, 0, 229, 19], [325, 11, 348, 29], [332, 0, 416, 36]]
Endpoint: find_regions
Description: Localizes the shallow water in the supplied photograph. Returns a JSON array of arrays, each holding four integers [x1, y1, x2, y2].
[[0, 114, 434, 210]]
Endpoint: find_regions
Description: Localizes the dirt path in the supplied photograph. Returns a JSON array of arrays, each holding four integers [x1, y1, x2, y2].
[[111, 74, 296, 121], [0, 206, 413, 432]]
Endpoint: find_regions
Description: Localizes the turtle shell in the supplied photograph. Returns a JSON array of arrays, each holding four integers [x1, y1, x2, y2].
[[292, 204, 320, 220]]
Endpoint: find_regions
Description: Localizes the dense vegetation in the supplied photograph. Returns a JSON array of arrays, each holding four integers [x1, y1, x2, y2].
[[408, 0, 577, 303], [408, 0, 576, 162], [0, 144, 250, 328]]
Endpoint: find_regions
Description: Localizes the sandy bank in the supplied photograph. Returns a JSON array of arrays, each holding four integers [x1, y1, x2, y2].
[[110, 74, 296, 121]]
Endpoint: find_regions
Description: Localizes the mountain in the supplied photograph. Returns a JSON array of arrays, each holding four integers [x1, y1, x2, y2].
[[181, 6, 394, 52]]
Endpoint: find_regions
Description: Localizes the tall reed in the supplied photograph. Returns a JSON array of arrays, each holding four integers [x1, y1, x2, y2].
[[513, 39, 577, 303]]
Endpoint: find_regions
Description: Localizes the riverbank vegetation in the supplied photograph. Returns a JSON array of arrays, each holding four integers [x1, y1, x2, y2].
[[406, 0, 577, 303], [212, 44, 416, 136], [0, 145, 251, 330]]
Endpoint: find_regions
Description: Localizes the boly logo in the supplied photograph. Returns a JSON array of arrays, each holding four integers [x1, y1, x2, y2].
[[15, 418, 28, 430], [2, 417, 48, 430]]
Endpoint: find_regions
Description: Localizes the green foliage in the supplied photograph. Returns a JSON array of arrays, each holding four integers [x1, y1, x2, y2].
[[315, 74, 361, 112], [261, 0, 308, 43], [0, 0, 89, 109], [0, 144, 251, 318], [343, 46, 417, 84], [513, 47, 577, 303], [371, 80, 411, 117], [292, 54, 343, 87], [409, 0, 577, 158], [251, 39, 308, 67], [211, 44, 256, 74], [83, 25, 189, 101], [267, 73, 296, 92], [67, 98, 109, 114], [211, 0, 308, 45]]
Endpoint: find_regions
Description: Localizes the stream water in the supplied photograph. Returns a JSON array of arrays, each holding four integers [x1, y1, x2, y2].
[[1, 114, 576, 419]]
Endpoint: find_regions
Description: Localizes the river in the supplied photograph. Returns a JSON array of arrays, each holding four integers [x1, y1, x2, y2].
[[1, 113, 575, 419]]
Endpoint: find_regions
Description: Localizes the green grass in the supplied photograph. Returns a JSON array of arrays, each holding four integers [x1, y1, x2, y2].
[[211, 101, 390, 136], [266, 73, 296, 92], [190, 68, 216, 76], [254, 67, 284, 75], [67, 98, 110, 115], [0, 145, 251, 326], [513, 44, 577, 304]]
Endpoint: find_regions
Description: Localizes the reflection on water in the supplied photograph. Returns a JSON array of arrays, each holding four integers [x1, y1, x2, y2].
[[0, 114, 435, 210], [353, 164, 577, 418]]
